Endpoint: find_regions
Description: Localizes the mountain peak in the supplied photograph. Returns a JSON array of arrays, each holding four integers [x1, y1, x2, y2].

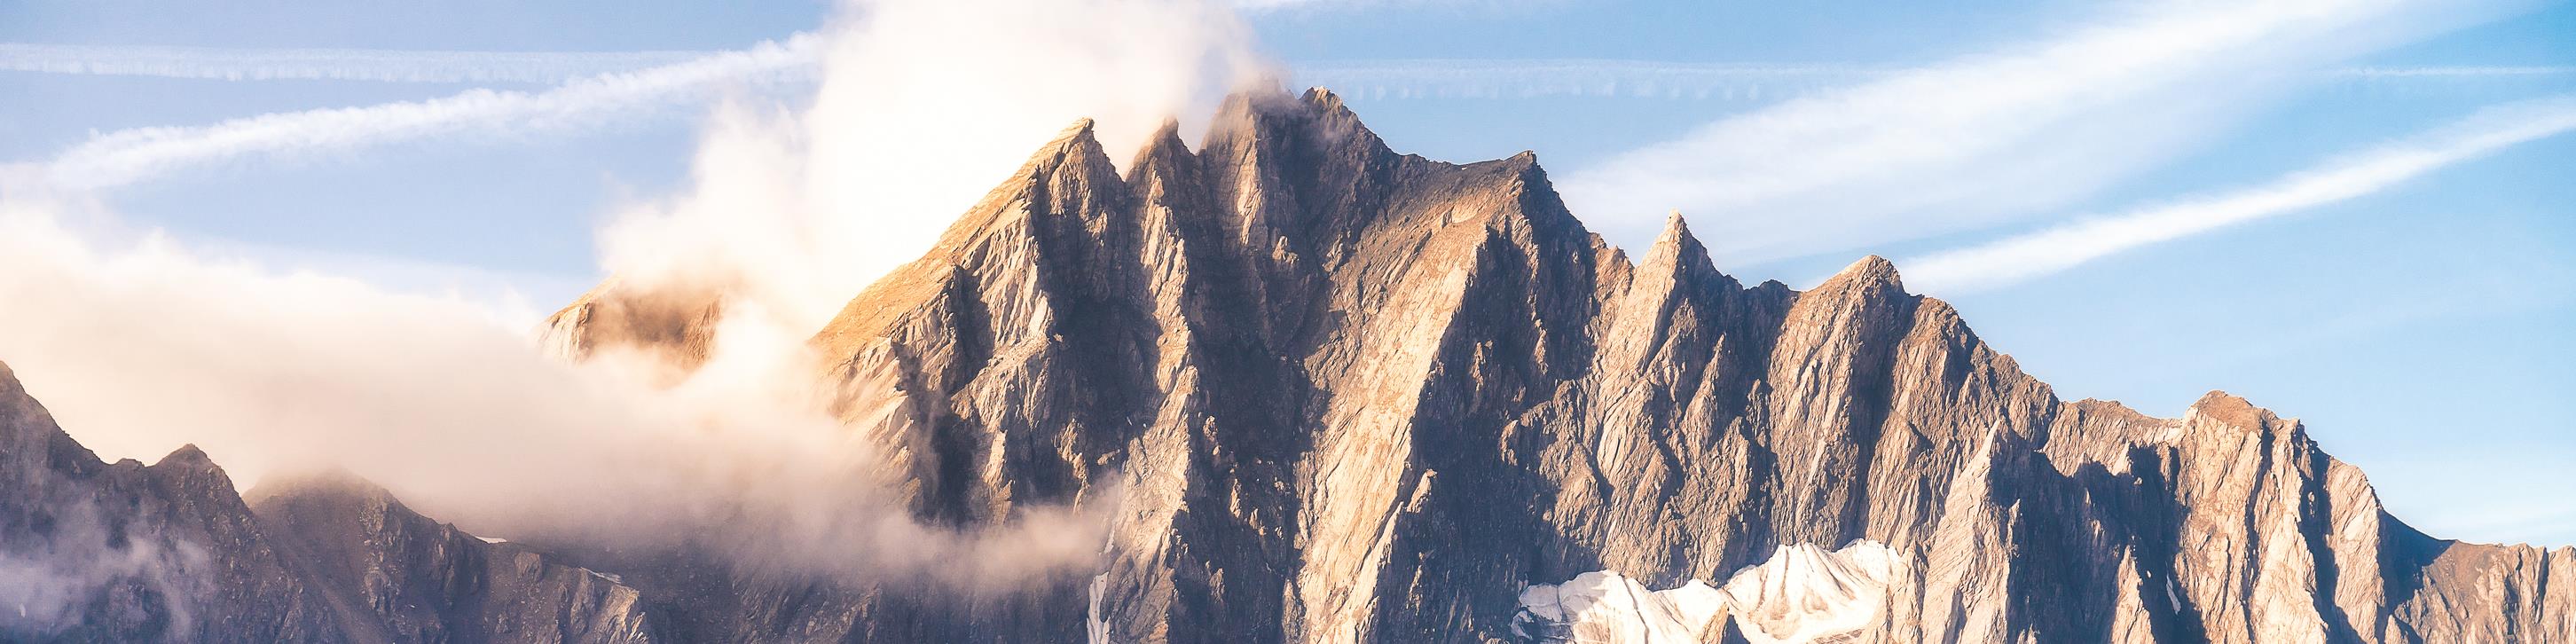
[[1023, 117, 1107, 169], [155, 444, 214, 468], [1638, 210, 1713, 279], [1300, 86, 1348, 112], [1824, 254, 1904, 291], [510, 84, 2565, 644], [2188, 389, 2279, 430], [1653, 209, 1694, 246]]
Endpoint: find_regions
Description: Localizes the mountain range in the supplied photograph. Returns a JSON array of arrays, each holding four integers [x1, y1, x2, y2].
[[3, 89, 2568, 643]]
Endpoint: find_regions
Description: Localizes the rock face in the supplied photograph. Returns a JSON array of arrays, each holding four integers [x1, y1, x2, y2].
[[7, 88, 2570, 643], [0, 361, 656, 643]]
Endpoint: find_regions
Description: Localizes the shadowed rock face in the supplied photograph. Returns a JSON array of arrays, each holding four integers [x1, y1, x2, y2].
[[6, 88, 2566, 643], [0, 362, 656, 644]]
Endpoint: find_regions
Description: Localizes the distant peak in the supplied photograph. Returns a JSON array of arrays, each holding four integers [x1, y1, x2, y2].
[[1656, 209, 1692, 240], [1644, 210, 1709, 267], [1819, 255, 1905, 293], [1127, 117, 1194, 177], [2188, 390, 2275, 430], [1301, 86, 1347, 110], [151, 444, 227, 481], [1014, 117, 1114, 177], [158, 444, 212, 467], [1046, 117, 1102, 150], [245, 466, 399, 509]]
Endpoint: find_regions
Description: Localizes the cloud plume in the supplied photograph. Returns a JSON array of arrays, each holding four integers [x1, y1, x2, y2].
[[1905, 94, 2576, 293], [600, 0, 1269, 334]]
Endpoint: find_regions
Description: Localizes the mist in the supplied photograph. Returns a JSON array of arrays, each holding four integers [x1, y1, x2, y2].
[[0, 0, 1268, 593]]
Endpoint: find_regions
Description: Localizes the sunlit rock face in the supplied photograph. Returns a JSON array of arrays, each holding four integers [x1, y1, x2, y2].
[[6, 88, 2569, 643]]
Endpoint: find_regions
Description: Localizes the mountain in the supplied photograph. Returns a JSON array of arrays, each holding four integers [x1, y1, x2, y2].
[[0, 361, 657, 643], [543, 89, 2573, 641], [4, 88, 2568, 642]]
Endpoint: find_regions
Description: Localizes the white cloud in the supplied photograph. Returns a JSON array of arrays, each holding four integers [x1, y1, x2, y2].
[[1904, 94, 2576, 294], [1554, 0, 2525, 266], [37, 35, 821, 190], [0, 43, 719, 84], [600, 0, 1271, 334]]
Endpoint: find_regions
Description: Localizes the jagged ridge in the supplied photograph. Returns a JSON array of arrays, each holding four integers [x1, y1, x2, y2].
[[4, 86, 2563, 643], [552, 87, 2572, 642]]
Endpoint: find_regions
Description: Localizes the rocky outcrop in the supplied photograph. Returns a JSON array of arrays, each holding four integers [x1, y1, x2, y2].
[[539, 279, 724, 373], [0, 361, 656, 643]]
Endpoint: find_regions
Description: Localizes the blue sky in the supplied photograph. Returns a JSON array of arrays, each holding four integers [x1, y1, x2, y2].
[[3, 0, 2572, 545]]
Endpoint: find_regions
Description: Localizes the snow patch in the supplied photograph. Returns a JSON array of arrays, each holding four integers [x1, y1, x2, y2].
[[1511, 571, 1724, 643], [1512, 540, 1909, 644]]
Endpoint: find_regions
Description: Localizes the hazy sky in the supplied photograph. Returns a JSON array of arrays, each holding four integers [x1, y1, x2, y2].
[[3, 0, 2572, 545]]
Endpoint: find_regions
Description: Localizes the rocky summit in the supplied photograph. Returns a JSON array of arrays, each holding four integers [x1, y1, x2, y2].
[[6, 89, 2572, 643]]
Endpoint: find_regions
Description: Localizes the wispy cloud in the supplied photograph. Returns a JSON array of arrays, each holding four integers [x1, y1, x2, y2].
[[1293, 59, 1882, 101], [2332, 65, 2576, 78], [1290, 59, 2572, 100], [1905, 94, 2576, 294], [0, 43, 718, 84], [1552, 0, 2525, 265], [35, 35, 821, 191], [22, 43, 2554, 92]]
